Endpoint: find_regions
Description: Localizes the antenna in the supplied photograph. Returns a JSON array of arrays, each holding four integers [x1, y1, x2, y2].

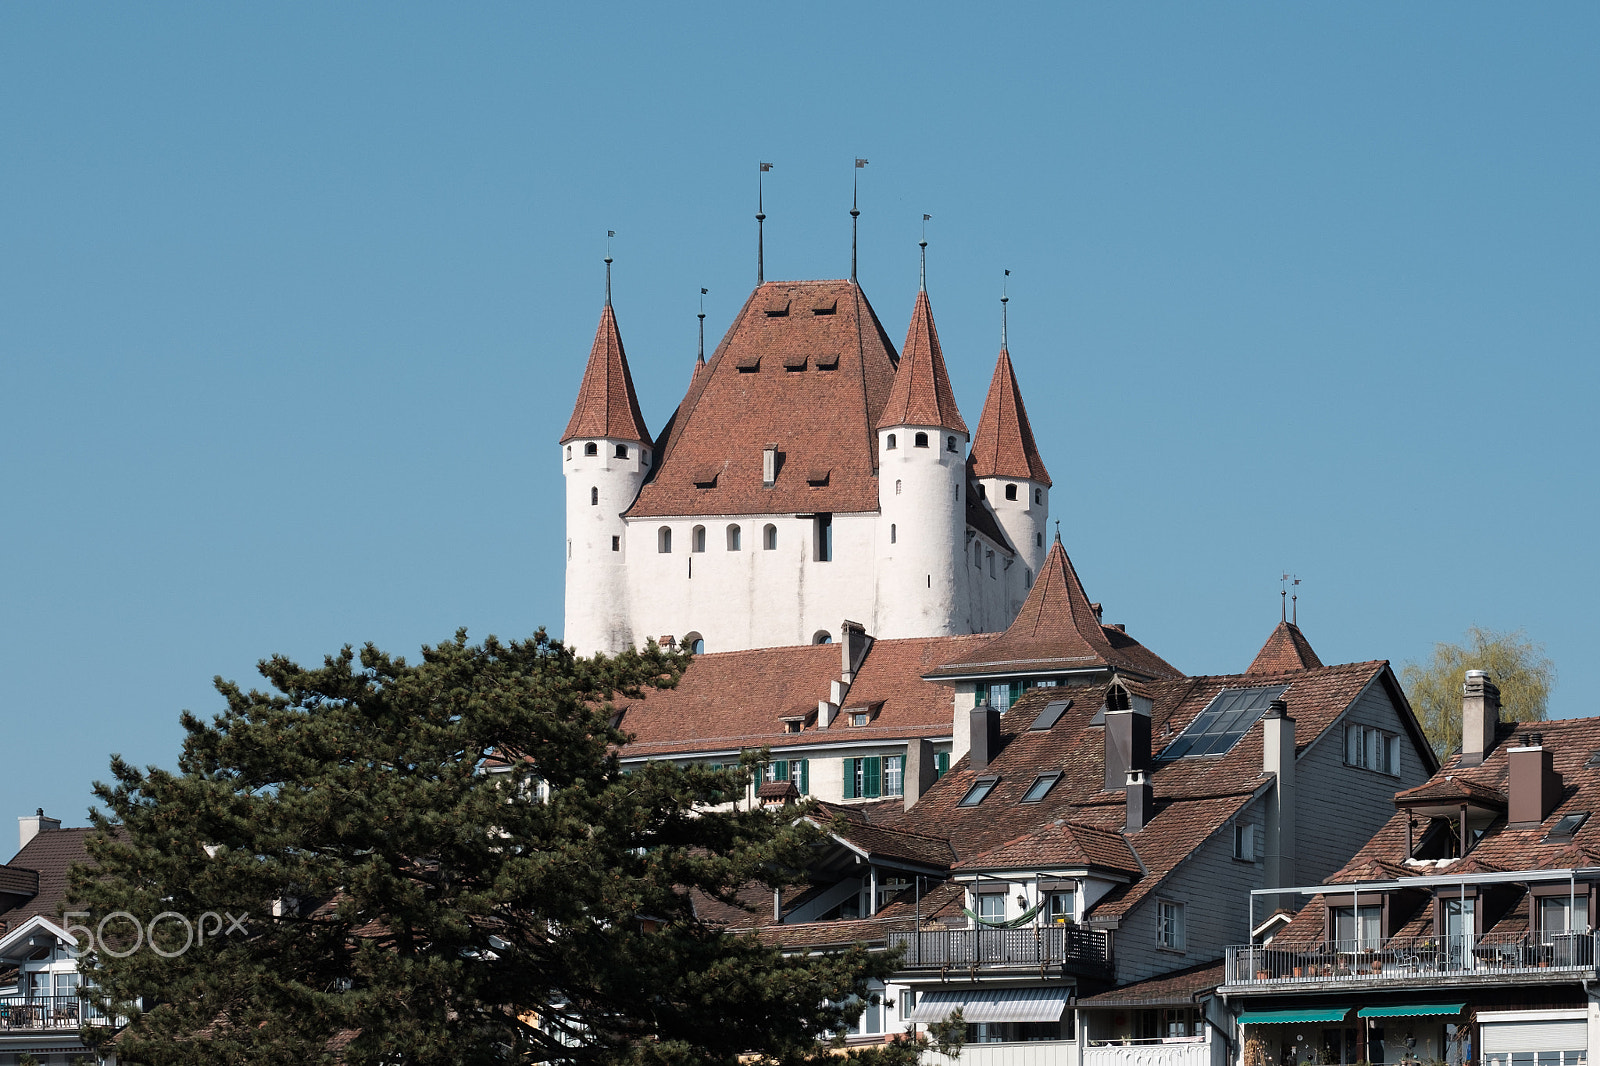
[[919, 214, 930, 292], [1002, 269, 1011, 349], [852, 158, 868, 281], [605, 230, 615, 307], [697, 288, 708, 365], [757, 163, 772, 284]]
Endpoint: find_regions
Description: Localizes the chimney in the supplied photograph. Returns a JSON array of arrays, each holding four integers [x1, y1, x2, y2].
[[1262, 699, 1297, 894], [969, 705, 1001, 773], [1508, 734, 1563, 827], [1461, 670, 1502, 767], [904, 739, 937, 811], [762, 445, 778, 486], [1090, 602, 1104, 622], [840, 620, 872, 683], [1125, 769, 1153, 833], [19, 808, 60, 851], [817, 700, 836, 729], [1103, 686, 1153, 792]]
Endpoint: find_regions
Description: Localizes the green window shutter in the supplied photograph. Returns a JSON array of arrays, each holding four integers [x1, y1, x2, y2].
[[843, 758, 858, 799], [935, 752, 950, 778], [798, 759, 809, 795], [865, 757, 882, 799], [771, 760, 788, 784]]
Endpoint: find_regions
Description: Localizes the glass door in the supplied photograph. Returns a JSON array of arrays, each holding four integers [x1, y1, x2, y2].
[[1444, 897, 1475, 968]]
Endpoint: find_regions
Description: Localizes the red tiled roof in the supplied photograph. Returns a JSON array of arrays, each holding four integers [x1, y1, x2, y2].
[[969, 347, 1050, 486], [925, 537, 1182, 681], [1078, 960, 1226, 1006], [628, 280, 899, 518], [1393, 776, 1507, 807], [0, 828, 93, 932], [1246, 621, 1324, 674], [814, 808, 956, 869], [560, 304, 652, 446], [955, 820, 1141, 877], [876, 290, 966, 434]]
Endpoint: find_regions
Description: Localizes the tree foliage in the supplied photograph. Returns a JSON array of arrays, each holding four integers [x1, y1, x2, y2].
[[71, 630, 945, 1066], [1402, 625, 1557, 757]]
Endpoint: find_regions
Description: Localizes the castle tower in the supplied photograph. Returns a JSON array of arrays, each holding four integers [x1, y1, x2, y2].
[[561, 264, 652, 656], [970, 325, 1051, 586], [874, 264, 969, 640]]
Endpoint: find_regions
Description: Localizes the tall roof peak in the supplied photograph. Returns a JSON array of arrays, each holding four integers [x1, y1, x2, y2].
[[561, 301, 652, 446], [876, 288, 967, 434], [1245, 621, 1324, 675], [970, 345, 1050, 485]]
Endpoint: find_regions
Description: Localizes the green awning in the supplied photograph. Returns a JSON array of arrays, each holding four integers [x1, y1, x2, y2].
[[1237, 1008, 1352, 1025], [1357, 1003, 1465, 1019]]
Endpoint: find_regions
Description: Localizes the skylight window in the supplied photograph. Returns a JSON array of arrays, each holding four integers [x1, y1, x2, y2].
[[1029, 699, 1072, 732], [1158, 685, 1288, 760], [1020, 773, 1060, 804], [1551, 811, 1590, 837], [958, 776, 998, 807]]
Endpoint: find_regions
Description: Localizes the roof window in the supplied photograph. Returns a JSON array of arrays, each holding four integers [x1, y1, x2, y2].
[[1551, 811, 1590, 837], [765, 301, 790, 318], [958, 776, 999, 808], [815, 353, 839, 371], [1020, 773, 1060, 804], [812, 301, 837, 315], [1029, 699, 1072, 732], [783, 353, 807, 371], [1158, 684, 1288, 760], [735, 354, 761, 372]]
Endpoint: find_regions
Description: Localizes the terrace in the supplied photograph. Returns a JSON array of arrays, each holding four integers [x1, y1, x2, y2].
[[888, 924, 1113, 979], [1225, 930, 1596, 989], [0, 993, 122, 1031]]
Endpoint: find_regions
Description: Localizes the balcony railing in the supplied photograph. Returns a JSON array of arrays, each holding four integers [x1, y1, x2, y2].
[[1225, 932, 1597, 987], [889, 924, 1112, 978], [0, 994, 122, 1030]]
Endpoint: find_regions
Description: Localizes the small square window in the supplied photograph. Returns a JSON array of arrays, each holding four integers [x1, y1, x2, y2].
[[958, 776, 998, 807], [852, 712, 869, 727]]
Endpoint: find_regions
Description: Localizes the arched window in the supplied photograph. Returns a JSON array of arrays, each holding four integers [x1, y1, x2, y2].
[[726, 524, 741, 551], [584, 442, 598, 456], [1035, 488, 1043, 504], [947, 435, 957, 453], [1036, 532, 1043, 547], [565, 445, 572, 460], [692, 526, 706, 553], [1005, 484, 1017, 501], [914, 432, 929, 448], [886, 433, 897, 450], [591, 486, 599, 506], [683, 631, 705, 655], [890, 523, 896, 544], [615, 444, 628, 458], [763, 524, 777, 550], [658, 527, 672, 553], [895, 479, 902, 495], [813, 631, 833, 645]]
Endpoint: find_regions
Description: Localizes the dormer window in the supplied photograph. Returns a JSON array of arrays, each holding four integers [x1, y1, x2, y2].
[[958, 776, 998, 807]]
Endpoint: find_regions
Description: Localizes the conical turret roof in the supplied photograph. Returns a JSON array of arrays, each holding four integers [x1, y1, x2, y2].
[[876, 290, 967, 434], [970, 346, 1050, 486], [924, 537, 1182, 681], [1245, 621, 1324, 675], [561, 303, 652, 446]]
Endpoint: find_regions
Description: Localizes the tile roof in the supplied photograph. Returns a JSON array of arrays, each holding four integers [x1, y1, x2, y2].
[[1077, 960, 1226, 1006], [955, 820, 1141, 878], [876, 290, 966, 434], [0, 828, 92, 934], [813, 806, 957, 869], [628, 280, 900, 518], [560, 303, 652, 446], [968, 346, 1050, 486], [925, 537, 1182, 682], [1245, 621, 1324, 674], [965, 471, 1015, 553]]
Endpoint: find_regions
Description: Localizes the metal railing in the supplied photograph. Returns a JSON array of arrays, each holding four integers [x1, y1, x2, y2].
[[0, 994, 121, 1030], [889, 924, 1112, 977], [1226, 931, 1597, 986]]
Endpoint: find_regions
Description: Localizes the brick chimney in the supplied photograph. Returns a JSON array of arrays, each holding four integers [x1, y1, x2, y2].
[[1104, 686, 1153, 792], [1508, 733, 1563, 827], [904, 738, 937, 811], [1461, 670, 1502, 767], [969, 705, 1002, 774], [18, 808, 60, 851], [1125, 769, 1154, 833]]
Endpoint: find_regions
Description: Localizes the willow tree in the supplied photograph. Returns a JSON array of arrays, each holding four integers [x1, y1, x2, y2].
[[71, 630, 942, 1066], [1403, 625, 1557, 757]]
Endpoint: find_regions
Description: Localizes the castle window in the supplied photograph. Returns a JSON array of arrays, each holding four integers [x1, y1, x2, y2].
[[1036, 532, 1043, 547], [1035, 488, 1042, 504], [763, 524, 777, 550], [565, 445, 571, 460], [612, 536, 620, 552], [615, 444, 628, 459], [726, 524, 741, 551], [813, 631, 833, 645], [590, 487, 598, 506], [914, 432, 929, 448], [895, 479, 902, 495], [692, 525, 706, 553], [567, 539, 571, 559], [889, 523, 896, 544], [658, 527, 672, 553], [988, 550, 996, 577], [947, 435, 957, 453], [585, 442, 598, 456], [683, 632, 705, 655], [813, 514, 832, 562], [886, 433, 897, 450], [1005, 484, 1017, 501], [978, 484, 986, 499]]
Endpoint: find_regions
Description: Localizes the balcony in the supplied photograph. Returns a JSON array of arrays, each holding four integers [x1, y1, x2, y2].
[[1084, 1037, 1213, 1066], [0, 994, 122, 1031], [1224, 932, 1598, 990], [888, 924, 1113, 979]]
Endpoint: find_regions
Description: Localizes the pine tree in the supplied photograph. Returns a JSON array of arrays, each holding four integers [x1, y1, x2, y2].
[[70, 630, 950, 1065]]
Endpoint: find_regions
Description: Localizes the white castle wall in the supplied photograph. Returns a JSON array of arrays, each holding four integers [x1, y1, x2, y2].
[[981, 476, 1049, 583], [562, 438, 650, 656], [873, 427, 968, 641]]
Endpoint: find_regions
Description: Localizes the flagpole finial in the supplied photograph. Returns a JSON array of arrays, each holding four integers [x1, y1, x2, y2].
[[604, 230, 616, 307], [1001, 269, 1010, 349], [919, 214, 931, 293], [851, 158, 868, 282]]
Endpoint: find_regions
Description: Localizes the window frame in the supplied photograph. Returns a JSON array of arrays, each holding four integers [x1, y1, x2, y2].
[[1156, 899, 1186, 951], [957, 775, 999, 808]]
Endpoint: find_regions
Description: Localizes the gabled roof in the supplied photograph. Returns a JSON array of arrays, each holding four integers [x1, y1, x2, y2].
[[629, 280, 900, 518], [875, 290, 967, 435], [969, 346, 1050, 486], [1246, 621, 1324, 674], [0, 828, 93, 935], [560, 303, 652, 446], [924, 537, 1182, 682]]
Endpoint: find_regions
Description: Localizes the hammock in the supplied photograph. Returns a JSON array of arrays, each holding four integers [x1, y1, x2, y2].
[[962, 902, 1044, 929]]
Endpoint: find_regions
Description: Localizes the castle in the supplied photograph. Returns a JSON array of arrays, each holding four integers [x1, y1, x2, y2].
[[561, 248, 1054, 656]]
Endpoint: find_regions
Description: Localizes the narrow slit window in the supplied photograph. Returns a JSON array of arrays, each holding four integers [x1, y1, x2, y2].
[[590, 486, 598, 506], [763, 523, 777, 550]]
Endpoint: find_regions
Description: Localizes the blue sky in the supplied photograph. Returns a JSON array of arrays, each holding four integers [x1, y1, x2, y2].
[[3, 4, 1596, 833]]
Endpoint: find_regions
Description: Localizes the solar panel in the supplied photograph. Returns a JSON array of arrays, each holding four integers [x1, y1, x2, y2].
[[1029, 699, 1073, 731], [1159, 685, 1288, 760]]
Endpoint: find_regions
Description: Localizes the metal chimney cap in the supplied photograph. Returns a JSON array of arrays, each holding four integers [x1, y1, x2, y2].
[[1465, 669, 1490, 680]]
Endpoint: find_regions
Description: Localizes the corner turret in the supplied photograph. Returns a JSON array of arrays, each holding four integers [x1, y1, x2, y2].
[[970, 327, 1051, 584]]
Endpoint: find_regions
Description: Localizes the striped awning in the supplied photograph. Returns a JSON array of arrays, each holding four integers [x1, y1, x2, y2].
[[907, 987, 1068, 1024]]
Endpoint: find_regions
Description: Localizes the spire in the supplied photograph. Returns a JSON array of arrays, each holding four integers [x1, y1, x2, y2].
[[919, 214, 931, 292], [876, 285, 967, 434], [1246, 620, 1324, 675], [970, 316, 1051, 485], [694, 287, 707, 380], [851, 158, 868, 282], [561, 269, 652, 446], [757, 163, 771, 284]]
